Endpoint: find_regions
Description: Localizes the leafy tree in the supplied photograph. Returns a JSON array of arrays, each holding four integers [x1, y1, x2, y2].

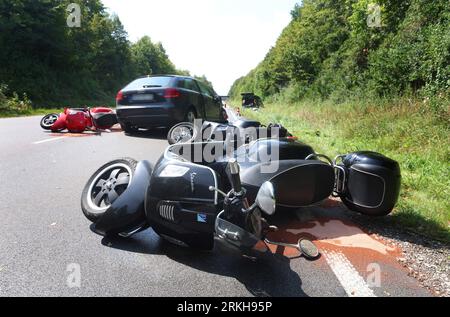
[[131, 36, 176, 76], [229, 0, 449, 104], [0, 0, 182, 108]]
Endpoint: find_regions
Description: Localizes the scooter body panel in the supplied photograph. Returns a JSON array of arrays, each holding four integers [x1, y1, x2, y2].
[[145, 155, 220, 249], [66, 110, 88, 133], [50, 111, 67, 132], [143, 143, 335, 249]]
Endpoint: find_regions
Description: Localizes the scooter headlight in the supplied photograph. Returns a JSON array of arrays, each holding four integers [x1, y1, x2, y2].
[[159, 165, 190, 178]]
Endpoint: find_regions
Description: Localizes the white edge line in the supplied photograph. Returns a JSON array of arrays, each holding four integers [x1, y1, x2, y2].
[[33, 136, 65, 145], [323, 250, 376, 297]]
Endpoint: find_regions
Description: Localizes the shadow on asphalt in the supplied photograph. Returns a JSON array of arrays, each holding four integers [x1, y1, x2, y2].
[[124, 128, 168, 141], [101, 228, 307, 297], [100, 229, 166, 256], [44, 126, 124, 137]]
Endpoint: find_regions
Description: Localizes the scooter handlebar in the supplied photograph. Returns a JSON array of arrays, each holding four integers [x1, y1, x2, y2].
[[227, 159, 242, 194]]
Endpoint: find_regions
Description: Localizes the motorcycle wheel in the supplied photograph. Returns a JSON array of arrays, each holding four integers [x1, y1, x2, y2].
[[81, 158, 137, 223], [167, 122, 195, 145], [40, 113, 59, 130]]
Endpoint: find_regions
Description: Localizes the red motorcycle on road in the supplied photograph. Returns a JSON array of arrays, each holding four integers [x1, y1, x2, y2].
[[40, 107, 118, 133]]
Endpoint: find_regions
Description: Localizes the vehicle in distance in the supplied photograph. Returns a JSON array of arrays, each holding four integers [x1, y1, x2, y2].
[[241, 92, 263, 109], [116, 75, 226, 133]]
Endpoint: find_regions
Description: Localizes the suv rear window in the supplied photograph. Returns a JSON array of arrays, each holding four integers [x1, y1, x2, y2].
[[124, 76, 173, 91], [177, 78, 200, 92], [198, 81, 215, 98]]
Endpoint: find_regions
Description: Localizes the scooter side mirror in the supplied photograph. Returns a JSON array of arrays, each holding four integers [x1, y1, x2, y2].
[[256, 182, 276, 216]]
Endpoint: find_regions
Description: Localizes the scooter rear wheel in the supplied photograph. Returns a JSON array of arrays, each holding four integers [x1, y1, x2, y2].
[[40, 113, 59, 130], [81, 158, 137, 223]]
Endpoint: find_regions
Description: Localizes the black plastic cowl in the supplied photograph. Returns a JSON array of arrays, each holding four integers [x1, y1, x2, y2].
[[93, 160, 153, 236]]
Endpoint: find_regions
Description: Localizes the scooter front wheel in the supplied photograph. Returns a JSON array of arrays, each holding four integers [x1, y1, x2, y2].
[[81, 158, 137, 223]]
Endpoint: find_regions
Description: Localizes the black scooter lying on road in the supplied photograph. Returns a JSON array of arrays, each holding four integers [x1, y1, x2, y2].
[[167, 119, 290, 145], [81, 120, 401, 255]]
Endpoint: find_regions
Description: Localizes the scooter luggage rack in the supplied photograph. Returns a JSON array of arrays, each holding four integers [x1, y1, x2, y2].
[[305, 153, 347, 198], [305, 153, 333, 165], [332, 155, 347, 197]]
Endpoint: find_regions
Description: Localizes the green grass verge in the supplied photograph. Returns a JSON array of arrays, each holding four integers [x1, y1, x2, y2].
[[0, 108, 65, 118], [0, 101, 115, 118], [239, 98, 450, 243]]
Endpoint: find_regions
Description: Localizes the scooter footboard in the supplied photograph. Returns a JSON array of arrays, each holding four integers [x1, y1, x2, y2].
[[335, 152, 401, 216]]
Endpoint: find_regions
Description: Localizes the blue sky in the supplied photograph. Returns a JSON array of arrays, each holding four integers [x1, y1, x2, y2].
[[101, 0, 299, 94]]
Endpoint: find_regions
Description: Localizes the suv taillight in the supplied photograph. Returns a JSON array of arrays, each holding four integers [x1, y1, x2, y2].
[[164, 88, 180, 99], [116, 90, 124, 102]]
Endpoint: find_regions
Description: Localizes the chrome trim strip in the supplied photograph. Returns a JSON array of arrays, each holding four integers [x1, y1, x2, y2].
[[159, 203, 176, 221], [333, 165, 347, 196], [118, 225, 144, 238]]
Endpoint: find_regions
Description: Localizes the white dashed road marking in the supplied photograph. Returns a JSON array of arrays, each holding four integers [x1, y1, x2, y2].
[[323, 250, 376, 297], [33, 136, 65, 145]]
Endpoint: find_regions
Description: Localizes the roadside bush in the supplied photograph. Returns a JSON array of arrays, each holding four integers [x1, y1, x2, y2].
[[0, 0, 189, 108], [229, 0, 449, 104], [0, 84, 32, 113]]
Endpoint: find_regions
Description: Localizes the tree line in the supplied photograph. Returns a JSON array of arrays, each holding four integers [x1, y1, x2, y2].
[[0, 0, 187, 107], [229, 0, 449, 113]]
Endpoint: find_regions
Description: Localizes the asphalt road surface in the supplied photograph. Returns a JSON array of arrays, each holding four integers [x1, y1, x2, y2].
[[0, 115, 431, 297]]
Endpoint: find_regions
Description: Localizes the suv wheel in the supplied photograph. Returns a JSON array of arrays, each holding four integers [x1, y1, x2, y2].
[[121, 123, 139, 134]]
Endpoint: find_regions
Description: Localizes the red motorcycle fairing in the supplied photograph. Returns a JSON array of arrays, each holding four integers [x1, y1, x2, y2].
[[92, 160, 153, 237], [90, 107, 112, 113], [66, 110, 88, 133], [50, 111, 68, 132]]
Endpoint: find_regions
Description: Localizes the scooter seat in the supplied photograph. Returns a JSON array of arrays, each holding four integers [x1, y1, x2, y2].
[[241, 160, 335, 208]]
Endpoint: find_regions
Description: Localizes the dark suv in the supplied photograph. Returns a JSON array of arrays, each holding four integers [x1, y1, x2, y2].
[[116, 75, 225, 133]]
